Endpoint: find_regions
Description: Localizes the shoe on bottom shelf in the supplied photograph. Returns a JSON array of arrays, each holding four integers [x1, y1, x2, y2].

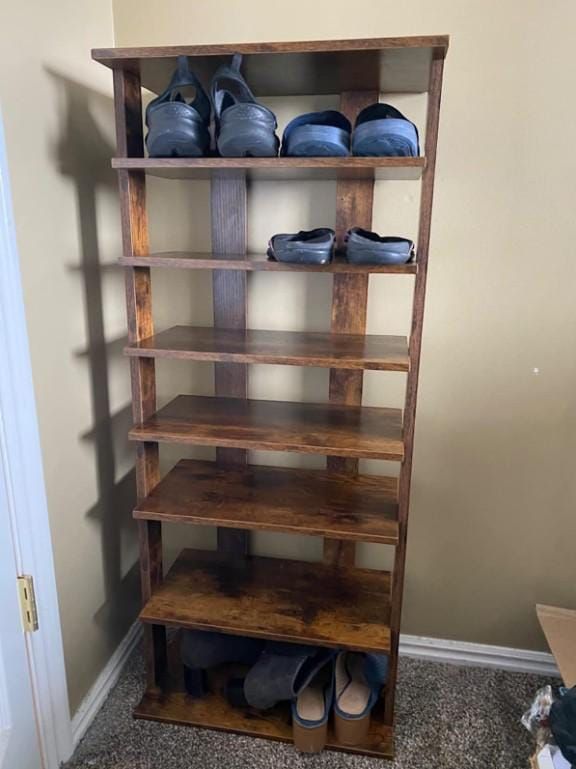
[[244, 642, 334, 710], [345, 227, 415, 265], [292, 657, 334, 753], [334, 651, 388, 746], [181, 629, 264, 698], [267, 227, 335, 265]]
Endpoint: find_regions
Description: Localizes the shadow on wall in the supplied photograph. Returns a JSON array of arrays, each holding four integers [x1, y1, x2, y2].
[[47, 68, 141, 639]]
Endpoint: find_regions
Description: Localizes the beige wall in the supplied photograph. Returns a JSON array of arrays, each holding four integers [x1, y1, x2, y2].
[[0, 1, 134, 714], [112, 0, 576, 653]]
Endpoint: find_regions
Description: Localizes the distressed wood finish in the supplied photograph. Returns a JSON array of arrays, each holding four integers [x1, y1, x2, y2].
[[385, 53, 446, 726], [92, 35, 448, 97], [325, 90, 377, 567], [111, 156, 425, 181], [140, 549, 392, 652], [133, 459, 399, 544], [135, 689, 394, 757], [113, 67, 166, 691], [128, 394, 404, 461], [134, 634, 395, 757], [125, 326, 409, 371], [99, 36, 449, 753], [211, 175, 249, 554], [119, 251, 418, 274]]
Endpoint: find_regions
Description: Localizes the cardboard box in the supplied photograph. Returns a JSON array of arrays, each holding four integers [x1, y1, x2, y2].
[[537, 604, 576, 687], [531, 605, 576, 768]]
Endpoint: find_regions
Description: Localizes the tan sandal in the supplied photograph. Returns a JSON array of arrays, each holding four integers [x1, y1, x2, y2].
[[291, 658, 334, 753], [334, 651, 388, 746]]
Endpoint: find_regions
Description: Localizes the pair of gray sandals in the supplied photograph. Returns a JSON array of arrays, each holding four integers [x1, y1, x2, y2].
[[268, 227, 415, 266], [146, 55, 419, 159], [146, 54, 279, 158]]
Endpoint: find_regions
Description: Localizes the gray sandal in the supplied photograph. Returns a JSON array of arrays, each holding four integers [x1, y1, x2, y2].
[[345, 227, 415, 265], [268, 227, 335, 265], [212, 54, 279, 157], [145, 56, 211, 158]]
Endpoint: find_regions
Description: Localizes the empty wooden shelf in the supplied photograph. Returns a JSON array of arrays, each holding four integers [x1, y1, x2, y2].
[[140, 548, 392, 652], [93, 35, 448, 96], [134, 459, 399, 545], [111, 156, 425, 181], [125, 326, 410, 371], [119, 251, 419, 273], [128, 394, 404, 460]]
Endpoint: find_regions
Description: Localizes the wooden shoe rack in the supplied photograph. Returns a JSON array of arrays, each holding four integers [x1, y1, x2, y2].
[[93, 35, 448, 759]]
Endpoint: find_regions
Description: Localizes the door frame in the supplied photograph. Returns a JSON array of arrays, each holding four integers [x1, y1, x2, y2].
[[0, 108, 73, 768]]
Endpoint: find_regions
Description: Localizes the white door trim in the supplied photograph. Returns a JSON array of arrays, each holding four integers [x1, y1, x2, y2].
[[0, 109, 73, 767]]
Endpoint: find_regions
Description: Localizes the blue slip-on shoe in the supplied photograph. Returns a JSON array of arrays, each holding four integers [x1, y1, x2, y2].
[[244, 642, 334, 711], [292, 657, 335, 753], [145, 56, 211, 158], [281, 110, 351, 157], [268, 227, 335, 265], [334, 651, 388, 746], [345, 227, 415, 265], [211, 54, 279, 157], [352, 103, 419, 157]]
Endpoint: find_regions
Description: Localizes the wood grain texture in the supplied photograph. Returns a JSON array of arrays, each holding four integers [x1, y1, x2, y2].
[[211, 175, 249, 554], [134, 689, 393, 758], [133, 459, 399, 544], [385, 54, 446, 727], [134, 633, 395, 757], [125, 326, 409, 371], [93, 35, 448, 100], [113, 67, 165, 691], [139, 548, 391, 652], [118, 252, 418, 274], [326, 90, 377, 567], [111, 156, 425, 181], [128, 394, 404, 461]]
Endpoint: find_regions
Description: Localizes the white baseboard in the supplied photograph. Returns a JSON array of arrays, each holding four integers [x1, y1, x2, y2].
[[68, 626, 558, 749], [400, 633, 560, 678], [71, 622, 142, 747]]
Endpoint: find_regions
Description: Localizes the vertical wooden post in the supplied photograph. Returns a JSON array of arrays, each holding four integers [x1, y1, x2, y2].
[[113, 68, 166, 692], [324, 90, 377, 568], [384, 53, 445, 725], [211, 174, 249, 556]]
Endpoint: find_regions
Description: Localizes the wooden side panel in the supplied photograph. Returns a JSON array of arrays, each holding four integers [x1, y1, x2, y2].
[[325, 90, 377, 567], [113, 67, 166, 692], [210, 175, 249, 555], [385, 54, 445, 725]]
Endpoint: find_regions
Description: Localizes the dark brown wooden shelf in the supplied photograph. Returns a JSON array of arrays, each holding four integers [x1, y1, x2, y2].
[[125, 326, 410, 371], [129, 394, 404, 460], [112, 156, 425, 181], [139, 548, 391, 652], [134, 632, 394, 757], [135, 689, 394, 758], [93, 35, 448, 96], [119, 252, 418, 274], [134, 459, 399, 545]]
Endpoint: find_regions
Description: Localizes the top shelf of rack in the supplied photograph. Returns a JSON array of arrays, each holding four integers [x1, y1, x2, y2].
[[92, 35, 449, 96]]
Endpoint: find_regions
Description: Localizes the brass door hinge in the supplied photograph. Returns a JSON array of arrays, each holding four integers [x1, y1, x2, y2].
[[17, 575, 39, 632]]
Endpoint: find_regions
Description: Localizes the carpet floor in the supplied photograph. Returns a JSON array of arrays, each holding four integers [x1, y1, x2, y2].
[[65, 649, 546, 769]]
